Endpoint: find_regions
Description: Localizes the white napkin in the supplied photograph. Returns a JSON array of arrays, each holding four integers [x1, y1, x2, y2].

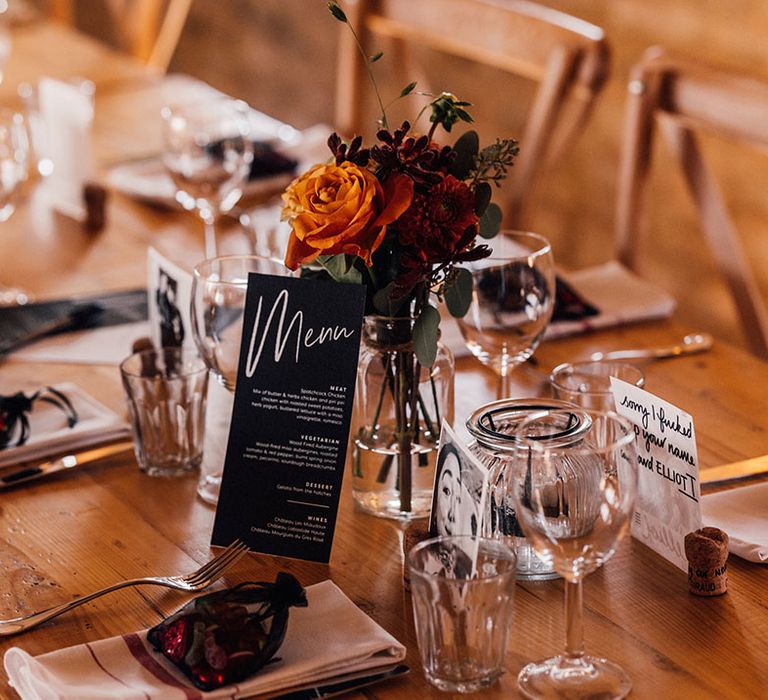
[[702, 482, 768, 563], [441, 260, 676, 358], [0, 383, 128, 468], [545, 261, 676, 339], [12, 322, 150, 366], [4, 580, 406, 700]]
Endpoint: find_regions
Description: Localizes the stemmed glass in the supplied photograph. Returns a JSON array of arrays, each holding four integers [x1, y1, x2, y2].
[[510, 409, 638, 699], [191, 254, 292, 505], [162, 98, 253, 260], [0, 109, 31, 306], [456, 230, 555, 399]]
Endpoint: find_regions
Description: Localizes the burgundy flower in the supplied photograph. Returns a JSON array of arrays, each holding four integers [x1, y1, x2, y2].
[[397, 175, 478, 263], [371, 121, 454, 190]]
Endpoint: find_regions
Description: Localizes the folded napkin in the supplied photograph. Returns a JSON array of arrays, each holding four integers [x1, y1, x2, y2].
[[702, 482, 768, 563], [4, 580, 406, 700], [0, 289, 148, 359], [0, 383, 128, 469], [544, 261, 676, 340], [441, 260, 676, 358]]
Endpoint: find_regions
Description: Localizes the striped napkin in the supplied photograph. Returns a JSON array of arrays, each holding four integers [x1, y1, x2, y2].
[[3, 580, 406, 700]]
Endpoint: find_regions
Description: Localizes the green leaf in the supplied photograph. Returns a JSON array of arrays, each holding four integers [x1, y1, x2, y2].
[[449, 130, 479, 179], [370, 51, 384, 63], [400, 81, 417, 97], [479, 203, 502, 239], [474, 181, 492, 216], [327, 2, 348, 22], [372, 283, 395, 314], [318, 254, 363, 284], [444, 268, 474, 318], [413, 304, 440, 367]]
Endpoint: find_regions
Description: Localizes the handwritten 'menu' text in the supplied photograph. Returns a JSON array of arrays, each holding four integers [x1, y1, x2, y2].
[[245, 289, 355, 375]]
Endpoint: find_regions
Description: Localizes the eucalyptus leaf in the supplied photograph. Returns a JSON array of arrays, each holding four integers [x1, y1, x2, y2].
[[474, 181, 491, 216], [479, 202, 502, 239], [444, 268, 474, 318], [319, 254, 363, 284], [449, 130, 479, 180], [400, 81, 417, 97], [413, 304, 440, 367], [372, 283, 396, 314]]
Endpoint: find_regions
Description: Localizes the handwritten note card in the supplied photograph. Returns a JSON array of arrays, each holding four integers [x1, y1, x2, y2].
[[212, 273, 365, 563], [611, 378, 702, 571]]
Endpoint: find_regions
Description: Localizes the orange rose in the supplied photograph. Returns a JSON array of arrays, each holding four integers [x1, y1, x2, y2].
[[281, 161, 413, 270]]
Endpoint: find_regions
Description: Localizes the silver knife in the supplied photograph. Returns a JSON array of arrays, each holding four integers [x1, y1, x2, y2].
[[265, 664, 410, 699], [0, 441, 134, 489]]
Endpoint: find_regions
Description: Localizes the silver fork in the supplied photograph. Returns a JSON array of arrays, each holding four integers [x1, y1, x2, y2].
[[0, 539, 249, 636]]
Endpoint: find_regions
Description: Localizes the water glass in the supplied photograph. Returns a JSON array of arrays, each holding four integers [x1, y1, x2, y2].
[[550, 360, 645, 411], [120, 348, 208, 477], [408, 536, 517, 693]]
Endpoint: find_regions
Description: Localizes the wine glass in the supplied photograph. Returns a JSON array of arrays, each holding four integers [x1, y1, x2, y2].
[[456, 230, 555, 399], [191, 254, 293, 504], [162, 98, 253, 260], [0, 109, 31, 306], [510, 409, 638, 699]]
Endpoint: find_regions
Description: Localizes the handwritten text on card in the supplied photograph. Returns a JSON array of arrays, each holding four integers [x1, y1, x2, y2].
[[611, 378, 702, 571]]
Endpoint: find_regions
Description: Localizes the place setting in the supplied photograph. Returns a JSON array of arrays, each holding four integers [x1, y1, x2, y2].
[[2, 2, 768, 699]]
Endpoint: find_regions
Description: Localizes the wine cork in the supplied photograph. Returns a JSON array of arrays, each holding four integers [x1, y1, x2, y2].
[[684, 527, 729, 596], [83, 182, 108, 233], [402, 520, 430, 591]]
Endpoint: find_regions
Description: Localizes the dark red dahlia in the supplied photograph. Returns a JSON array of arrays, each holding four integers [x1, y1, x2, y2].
[[397, 175, 479, 263]]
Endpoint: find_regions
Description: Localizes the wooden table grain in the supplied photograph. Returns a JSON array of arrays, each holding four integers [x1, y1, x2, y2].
[[0, 19, 767, 700]]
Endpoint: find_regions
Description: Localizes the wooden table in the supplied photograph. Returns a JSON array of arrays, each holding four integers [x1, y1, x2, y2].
[[1, 19, 768, 700]]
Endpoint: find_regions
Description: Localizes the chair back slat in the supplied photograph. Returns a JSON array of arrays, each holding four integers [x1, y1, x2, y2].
[[616, 47, 768, 357], [335, 0, 609, 229]]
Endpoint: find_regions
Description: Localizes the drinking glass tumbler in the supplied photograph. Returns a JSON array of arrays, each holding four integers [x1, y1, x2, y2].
[[408, 536, 517, 693], [550, 360, 645, 411], [120, 348, 208, 477]]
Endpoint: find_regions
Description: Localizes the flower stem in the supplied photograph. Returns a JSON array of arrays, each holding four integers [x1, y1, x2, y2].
[[416, 390, 437, 439], [396, 350, 412, 513], [429, 374, 442, 432], [342, 10, 388, 129], [371, 354, 391, 430]]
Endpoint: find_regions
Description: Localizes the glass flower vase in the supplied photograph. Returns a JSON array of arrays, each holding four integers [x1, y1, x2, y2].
[[351, 315, 454, 520]]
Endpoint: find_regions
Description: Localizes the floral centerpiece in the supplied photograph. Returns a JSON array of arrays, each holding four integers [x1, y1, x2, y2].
[[279, 1, 518, 519]]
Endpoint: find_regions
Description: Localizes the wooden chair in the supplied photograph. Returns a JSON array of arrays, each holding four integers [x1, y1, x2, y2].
[[47, 0, 192, 72], [616, 46, 768, 358], [335, 0, 609, 229]]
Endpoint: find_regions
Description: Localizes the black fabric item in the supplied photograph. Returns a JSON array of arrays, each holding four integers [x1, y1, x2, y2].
[[0, 289, 148, 358]]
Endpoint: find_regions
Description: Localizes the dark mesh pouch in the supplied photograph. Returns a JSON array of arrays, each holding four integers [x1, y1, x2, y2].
[[147, 572, 307, 691]]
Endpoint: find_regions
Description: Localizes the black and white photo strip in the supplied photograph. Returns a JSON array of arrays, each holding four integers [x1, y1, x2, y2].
[[428, 422, 489, 577], [148, 247, 194, 352]]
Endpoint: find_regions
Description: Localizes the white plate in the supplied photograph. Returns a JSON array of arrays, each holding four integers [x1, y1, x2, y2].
[[0, 383, 129, 468]]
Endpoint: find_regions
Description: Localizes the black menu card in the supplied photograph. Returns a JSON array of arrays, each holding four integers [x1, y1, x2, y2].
[[212, 273, 365, 563]]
